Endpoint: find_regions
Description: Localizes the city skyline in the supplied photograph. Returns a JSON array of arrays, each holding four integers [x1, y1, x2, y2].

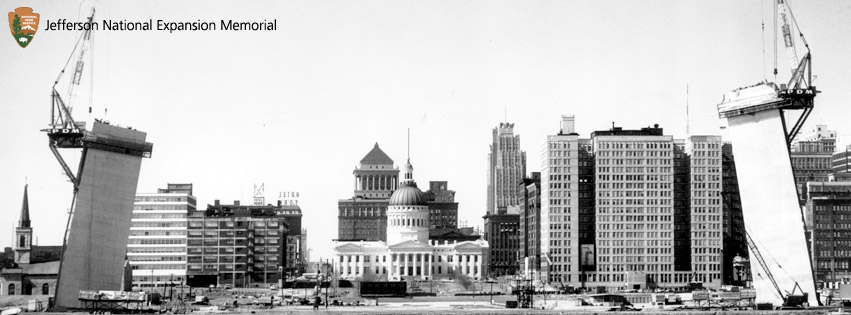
[[2, 0, 851, 262]]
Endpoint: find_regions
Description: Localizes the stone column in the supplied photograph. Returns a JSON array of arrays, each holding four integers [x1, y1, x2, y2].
[[428, 253, 433, 279], [394, 254, 400, 278], [403, 253, 408, 277]]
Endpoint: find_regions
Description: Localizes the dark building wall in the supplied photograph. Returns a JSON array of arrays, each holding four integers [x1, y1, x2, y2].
[[483, 213, 520, 277], [337, 199, 388, 242], [577, 143, 596, 269], [673, 143, 692, 272], [807, 183, 851, 284], [425, 181, 459, 229], [519, 173, 541, 271], [722, 143, 748, 285]]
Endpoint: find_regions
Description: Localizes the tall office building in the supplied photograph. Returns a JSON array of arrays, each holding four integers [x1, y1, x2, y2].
[[540, 116, 724, 289], [540, 116, 581, 283], [805, 180, 851, 285], [127, 183, 196, 290], [487, 123, 527, 214], [337, 143, 399, 241], [485, 122, 526, 277]]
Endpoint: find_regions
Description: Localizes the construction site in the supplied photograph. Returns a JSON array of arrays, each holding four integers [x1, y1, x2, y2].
[[1, 0, 850, 314]]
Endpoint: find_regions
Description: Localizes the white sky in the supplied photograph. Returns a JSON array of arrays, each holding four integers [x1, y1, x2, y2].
[[1, 0, 850, 261]]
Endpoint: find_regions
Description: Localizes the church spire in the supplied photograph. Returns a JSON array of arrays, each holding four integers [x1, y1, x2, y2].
[[19, 184, 30, 228]]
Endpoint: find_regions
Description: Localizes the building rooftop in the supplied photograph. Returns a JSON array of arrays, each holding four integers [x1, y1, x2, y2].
[[591, 124, 664, 137], [359, 143, 394, 165]]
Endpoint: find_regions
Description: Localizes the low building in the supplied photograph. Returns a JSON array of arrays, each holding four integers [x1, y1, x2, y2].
[[483, 207, 520, 277], [185, 201, 294, 287], [424, 181, 458, 229]]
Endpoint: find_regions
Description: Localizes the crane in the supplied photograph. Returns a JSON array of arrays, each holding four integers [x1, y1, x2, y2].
[[45, 7, 96, 189]]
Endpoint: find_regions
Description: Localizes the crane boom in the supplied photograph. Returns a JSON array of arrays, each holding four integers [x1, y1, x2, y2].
[[746, 232, 784, 301], [778, 0, 798, 74]]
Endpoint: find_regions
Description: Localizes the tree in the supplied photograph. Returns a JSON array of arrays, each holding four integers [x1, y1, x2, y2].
[[454, 270, 473, 290], [12, 14, 22, 36]]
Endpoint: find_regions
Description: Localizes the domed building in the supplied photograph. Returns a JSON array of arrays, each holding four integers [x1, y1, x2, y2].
[[334, 151, 488, 282]]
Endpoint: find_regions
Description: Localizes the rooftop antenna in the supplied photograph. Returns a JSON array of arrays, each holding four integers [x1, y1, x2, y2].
[[686, 84, 690, 135]]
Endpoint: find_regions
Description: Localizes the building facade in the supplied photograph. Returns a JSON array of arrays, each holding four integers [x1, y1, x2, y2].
[[487, 122, 526, 214], [424, 181, 458, 229], [337, 143, 399, 241], [483, 209, 520, 277], [722, 143, 749, 286], [519, 172, 542, 276], [835, 145, 851, 174], [185, 201, 302, 287], [485, 122, 526, 278], [128, 183, 196, 290], [334, 157, 488, 281], [805, 181, 851, 285], [539, 115, 725, 290], [791, 125, 837, 204]]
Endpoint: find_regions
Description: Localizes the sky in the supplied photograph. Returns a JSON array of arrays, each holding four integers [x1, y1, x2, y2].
[[1, 0, 850, 261]]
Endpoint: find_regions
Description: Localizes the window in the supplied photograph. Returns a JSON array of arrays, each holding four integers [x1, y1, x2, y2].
[[8, 283, 14, 295], [42, 283, 49, 295]]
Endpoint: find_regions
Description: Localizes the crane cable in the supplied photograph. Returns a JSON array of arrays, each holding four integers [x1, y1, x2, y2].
[[761, 0, 766, 80], [773, 0, 778, 81], [746, 226, 800, 290]]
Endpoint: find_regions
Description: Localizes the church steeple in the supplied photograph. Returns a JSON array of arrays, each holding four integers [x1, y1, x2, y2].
[[15, 184, 33, 264], [19, 184, 30, 228]]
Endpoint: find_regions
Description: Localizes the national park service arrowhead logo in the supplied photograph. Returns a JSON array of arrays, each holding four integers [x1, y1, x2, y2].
[[8, 7, 39, 48]]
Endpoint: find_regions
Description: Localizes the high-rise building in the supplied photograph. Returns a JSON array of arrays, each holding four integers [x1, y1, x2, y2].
[[805, 180, 851, 285], [540, 115, 581, 283], [484, 122, 526, 277], [424, 181, 458, 229], [127, 183, 196, 291], [487, 123, 526, 214], [185, 200, 296, 287], [337, 143, 399, 241], [540, 116, 725, 289]]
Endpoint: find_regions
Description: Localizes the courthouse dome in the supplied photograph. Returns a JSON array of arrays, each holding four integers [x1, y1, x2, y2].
[[388, 183, 427, 206]]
